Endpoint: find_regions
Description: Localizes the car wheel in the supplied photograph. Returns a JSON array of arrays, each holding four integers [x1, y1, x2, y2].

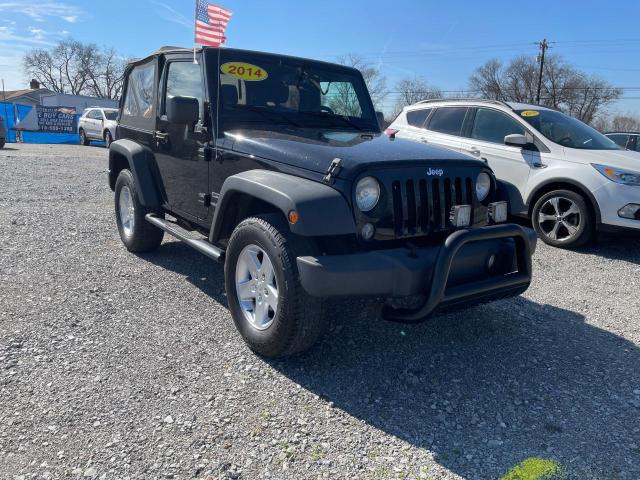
[[532, 189, 595, 248], [79, 129, 90, 146], [104, 130, 113, 148], [114, 169, 164, 253], [0, 139, 5, 149], [225, 215, 325, 358]]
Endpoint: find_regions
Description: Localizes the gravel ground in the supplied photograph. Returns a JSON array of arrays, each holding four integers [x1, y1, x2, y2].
[[1, 143, 639, 480]]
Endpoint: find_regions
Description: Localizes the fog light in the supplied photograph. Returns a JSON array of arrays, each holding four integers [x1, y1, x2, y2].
[[618, 203, 640, 220], [361, 223, 375, 240], [488, 201, 508, 223], [450, 205, 472, 228]]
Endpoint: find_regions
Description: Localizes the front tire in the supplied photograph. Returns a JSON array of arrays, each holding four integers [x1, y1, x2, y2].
[[79, 129, 89, 146], [532, 189, 595, 248], [114, 169, 164, 253], [224, 215, 325, 358], [0, 139, 5, 149]]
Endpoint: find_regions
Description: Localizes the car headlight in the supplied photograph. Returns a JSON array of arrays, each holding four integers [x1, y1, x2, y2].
[[476, 172, 491, 202], [592, 164, 640, 186], [355, 176, 380, 212]]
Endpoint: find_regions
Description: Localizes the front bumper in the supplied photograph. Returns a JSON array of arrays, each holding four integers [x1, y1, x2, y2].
[[593, 181, 640, 231], [297, 224, 536, 323]]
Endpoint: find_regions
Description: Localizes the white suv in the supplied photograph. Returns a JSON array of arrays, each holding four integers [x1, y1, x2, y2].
[[78, 107, 118, 147], [388, 99, 640, 248]]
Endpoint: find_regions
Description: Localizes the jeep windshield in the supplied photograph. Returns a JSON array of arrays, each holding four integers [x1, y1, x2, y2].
[[211, 50, 379, 132], [515, 108, 620, 150]]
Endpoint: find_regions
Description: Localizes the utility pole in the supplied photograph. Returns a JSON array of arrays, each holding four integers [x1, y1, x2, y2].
[[536, 38, 550, 104]]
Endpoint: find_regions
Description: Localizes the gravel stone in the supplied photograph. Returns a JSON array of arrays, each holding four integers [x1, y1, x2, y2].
[[1, 144, 639, 479]]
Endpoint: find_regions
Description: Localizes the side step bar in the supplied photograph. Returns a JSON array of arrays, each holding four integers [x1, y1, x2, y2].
[[145, 214, 225, 262]]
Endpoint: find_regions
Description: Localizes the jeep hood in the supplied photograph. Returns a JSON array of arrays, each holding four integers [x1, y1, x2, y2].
[[563, 147, 640, 171], [223, 129, 484, 179]]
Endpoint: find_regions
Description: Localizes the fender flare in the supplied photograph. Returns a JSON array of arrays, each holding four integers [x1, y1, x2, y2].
[[210, 170, 357, 241], [109, 139, 164, 209]]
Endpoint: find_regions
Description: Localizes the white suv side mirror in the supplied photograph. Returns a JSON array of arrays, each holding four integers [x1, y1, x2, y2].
[[504, 133, 528, 146]]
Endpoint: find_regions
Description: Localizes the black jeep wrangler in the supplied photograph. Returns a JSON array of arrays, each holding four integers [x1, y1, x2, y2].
[[108, 46, 536, 358]]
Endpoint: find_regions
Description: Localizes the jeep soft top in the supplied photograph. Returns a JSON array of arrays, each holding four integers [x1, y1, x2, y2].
[[108, 46, 536, 357]]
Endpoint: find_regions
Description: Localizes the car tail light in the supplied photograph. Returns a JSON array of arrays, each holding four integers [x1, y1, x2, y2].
[[384, 128, 399, 136]]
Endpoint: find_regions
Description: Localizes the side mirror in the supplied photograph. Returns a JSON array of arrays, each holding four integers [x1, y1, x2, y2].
[[376, 111, 385, 129], [504, 133, 530, 147], [167, 96, 199, 125]]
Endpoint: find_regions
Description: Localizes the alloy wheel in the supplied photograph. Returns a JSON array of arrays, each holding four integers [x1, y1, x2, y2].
[[537, 196, 581, 242], [118, 185, 135, 238], [235, 244, 278, 330]]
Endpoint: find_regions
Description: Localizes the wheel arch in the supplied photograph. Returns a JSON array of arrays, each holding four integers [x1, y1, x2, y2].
[[108, 139, 164, 209], [210, 170, 356, 244], [526, 179, 601, 224]]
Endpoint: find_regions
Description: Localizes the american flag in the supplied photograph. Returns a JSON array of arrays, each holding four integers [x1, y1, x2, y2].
[[195, 0, 232, 47]]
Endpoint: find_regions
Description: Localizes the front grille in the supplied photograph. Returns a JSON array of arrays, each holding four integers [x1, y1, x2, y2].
[[391, 176, 475, 236]]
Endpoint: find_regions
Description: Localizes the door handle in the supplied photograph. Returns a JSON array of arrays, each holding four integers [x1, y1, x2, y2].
[[466, 147, 481, 156], [154, 131, 169, 144], [420, 137, 428, 143]]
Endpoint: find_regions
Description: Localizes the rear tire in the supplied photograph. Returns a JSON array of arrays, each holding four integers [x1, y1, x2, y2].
[[532, 189, 595, 248], [224, 215, 325, 358], [0, 139, 5, 149], [104, 130, 113, 148], [79, 129, 90, 146], [114, 169, 164, 253]]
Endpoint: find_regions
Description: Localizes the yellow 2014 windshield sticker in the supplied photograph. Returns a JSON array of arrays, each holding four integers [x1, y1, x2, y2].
[[220, 62, 268, 81], [520, 110, 540, 117]]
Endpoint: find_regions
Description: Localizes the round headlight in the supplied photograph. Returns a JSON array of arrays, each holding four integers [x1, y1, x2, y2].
[[476, 172, 491, 202], [355, 176, 380, 212]]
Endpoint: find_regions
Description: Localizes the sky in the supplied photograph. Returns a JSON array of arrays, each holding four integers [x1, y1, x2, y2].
[[2, 0, 640, 116]]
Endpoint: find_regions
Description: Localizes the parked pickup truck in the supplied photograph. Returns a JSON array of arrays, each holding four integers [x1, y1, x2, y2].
[[108, 46, 537, 357]]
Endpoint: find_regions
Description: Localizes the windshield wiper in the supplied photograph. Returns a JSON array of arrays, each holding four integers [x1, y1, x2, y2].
[[297, 111, 365, 131]]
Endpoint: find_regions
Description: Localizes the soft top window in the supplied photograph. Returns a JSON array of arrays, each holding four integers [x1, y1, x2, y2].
[[121, 60, 156, 129], [211, 50, 379, 132]]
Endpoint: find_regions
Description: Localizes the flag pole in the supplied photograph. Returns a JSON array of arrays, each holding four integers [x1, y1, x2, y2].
[[193, 0, 198, 64]]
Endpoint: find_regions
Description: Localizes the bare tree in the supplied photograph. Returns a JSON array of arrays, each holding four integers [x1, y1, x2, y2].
[[391, 76, 442, 117], [85, 48, 127, 100], [24, 39, 127, 99], [469, 59, 504, 100], [594, 113, 640, 132], [336, 54, 388, 111], [468, 54, 621, 123], [611, 114, 640, 132]]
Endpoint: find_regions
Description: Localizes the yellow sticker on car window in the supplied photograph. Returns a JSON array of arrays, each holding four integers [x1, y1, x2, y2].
[[520, 110, 539, 117], [220, 62, 268, 81]]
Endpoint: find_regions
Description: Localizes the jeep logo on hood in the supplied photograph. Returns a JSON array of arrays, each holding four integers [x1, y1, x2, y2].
[[426, 168, 444, 176]]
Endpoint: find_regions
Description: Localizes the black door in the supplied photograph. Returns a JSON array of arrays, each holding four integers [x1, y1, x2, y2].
[[154, 59, 210, 220]]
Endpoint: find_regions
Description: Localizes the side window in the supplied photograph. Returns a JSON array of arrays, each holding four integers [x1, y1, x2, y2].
[[471, 108, 525, 144], [607, 134, 629, 148], [427, 107, 468, 136], [406, 108, 431, 128], [121, 61, 156, 129], [165, 61, 204, 120], [87, 110, 99, 119]]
